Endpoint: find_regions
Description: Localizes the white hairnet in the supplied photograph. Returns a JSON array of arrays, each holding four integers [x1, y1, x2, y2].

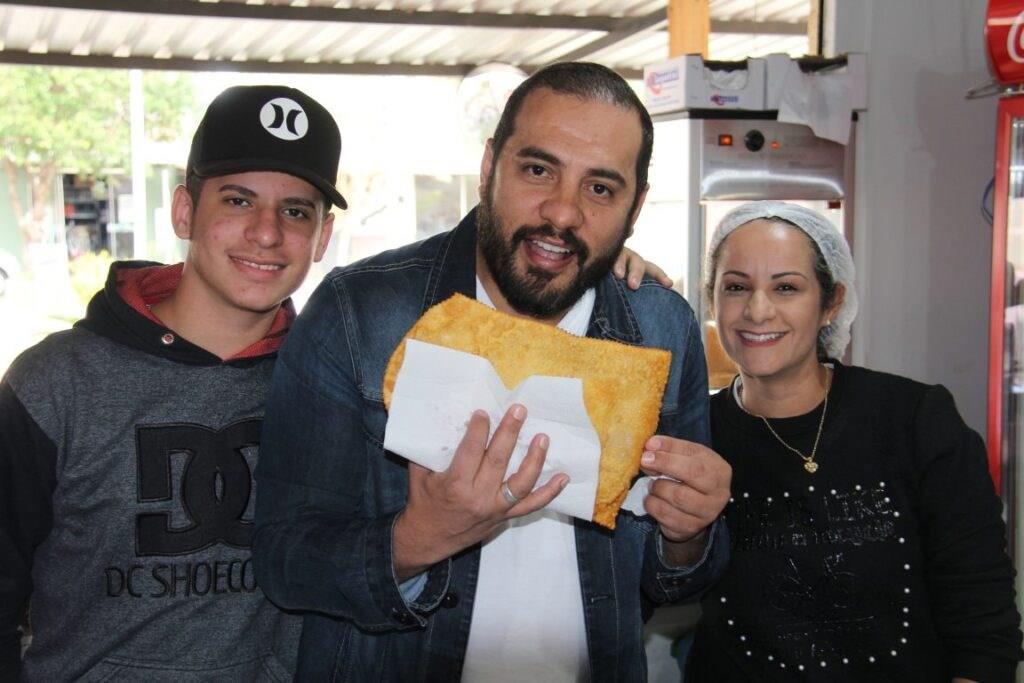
[[707, 200, 858, 359]]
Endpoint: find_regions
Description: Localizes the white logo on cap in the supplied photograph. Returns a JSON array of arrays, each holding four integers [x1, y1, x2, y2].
[[259, 97, 308, 141]]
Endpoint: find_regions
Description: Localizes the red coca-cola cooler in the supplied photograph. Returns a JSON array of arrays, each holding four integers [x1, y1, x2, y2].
[[987, 0, 1024, 582]]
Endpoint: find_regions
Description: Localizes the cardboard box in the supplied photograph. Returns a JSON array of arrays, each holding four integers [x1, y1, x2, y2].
[[643, 55, 766, 114]]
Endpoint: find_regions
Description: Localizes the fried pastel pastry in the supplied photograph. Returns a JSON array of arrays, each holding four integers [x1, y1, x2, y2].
[[383, 294, 671, 529]]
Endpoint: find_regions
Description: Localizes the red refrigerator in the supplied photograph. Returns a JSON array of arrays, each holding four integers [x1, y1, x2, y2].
[[987, 0, 1024, 579]]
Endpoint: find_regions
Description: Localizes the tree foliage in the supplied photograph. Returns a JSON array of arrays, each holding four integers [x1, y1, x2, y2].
[[143, 72, 196, 147], [0, 66, 194, 244], [0, 66, 193, 174]]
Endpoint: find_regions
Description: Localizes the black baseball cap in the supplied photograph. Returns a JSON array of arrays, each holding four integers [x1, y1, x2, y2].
[[187, 85, 347, 209]]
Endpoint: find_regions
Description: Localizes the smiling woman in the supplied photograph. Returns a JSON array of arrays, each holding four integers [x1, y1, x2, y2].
[[682, 201, 1024, 682], [708, 217, 842, 410]]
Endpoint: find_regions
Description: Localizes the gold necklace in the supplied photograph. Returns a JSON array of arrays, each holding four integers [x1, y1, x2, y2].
[[737, 369, 831, 474]]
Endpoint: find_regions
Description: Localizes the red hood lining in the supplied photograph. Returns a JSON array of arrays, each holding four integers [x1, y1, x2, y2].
[[116, 263, 294, 360]]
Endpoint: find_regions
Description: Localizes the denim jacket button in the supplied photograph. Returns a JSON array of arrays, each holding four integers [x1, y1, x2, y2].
[[391, 607, 412, 624], [441, 591, 459, 609]]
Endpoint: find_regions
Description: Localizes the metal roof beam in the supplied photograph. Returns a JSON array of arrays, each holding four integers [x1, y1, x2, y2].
[[0, 47, 479, 75], [0, 0, 619, 31], [0, 46, 646, 80], [552, 8, 665, 63], [0, 45, 644, 81], [542, 13, 805, 64]]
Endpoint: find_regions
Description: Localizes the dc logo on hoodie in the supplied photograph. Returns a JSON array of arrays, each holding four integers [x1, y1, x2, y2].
[[134, 419, 260, 556]]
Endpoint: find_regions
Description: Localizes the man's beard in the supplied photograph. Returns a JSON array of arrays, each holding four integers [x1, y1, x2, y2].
[[476, 186, 630, 319]]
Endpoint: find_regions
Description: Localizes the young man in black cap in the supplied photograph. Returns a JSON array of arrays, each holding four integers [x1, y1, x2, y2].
[[0, 84, 342, 681]]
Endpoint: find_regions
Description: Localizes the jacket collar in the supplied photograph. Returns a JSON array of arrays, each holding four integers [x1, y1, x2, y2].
[[422, 208, 478, 311], [425, 206, 644, 346]]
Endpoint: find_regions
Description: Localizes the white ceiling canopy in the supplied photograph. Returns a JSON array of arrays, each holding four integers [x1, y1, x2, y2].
[[0, 0, 813, 77]]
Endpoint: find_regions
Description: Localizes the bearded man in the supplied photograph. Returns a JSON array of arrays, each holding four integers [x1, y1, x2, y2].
[[253, 61, 730, 682]]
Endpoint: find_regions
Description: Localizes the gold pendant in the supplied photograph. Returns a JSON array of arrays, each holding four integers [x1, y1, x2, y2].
[[804, 461, 818, 473]]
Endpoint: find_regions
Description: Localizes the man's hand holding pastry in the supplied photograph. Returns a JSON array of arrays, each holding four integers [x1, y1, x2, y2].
[[639, 436, 731, 566], [393, 405, 568, 581]]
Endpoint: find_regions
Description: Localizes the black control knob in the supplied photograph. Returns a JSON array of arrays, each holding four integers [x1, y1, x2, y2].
[[744, 129, 765, 152]]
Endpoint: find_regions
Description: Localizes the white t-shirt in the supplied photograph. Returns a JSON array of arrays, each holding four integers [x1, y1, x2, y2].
[[460, 280, 596, 683]]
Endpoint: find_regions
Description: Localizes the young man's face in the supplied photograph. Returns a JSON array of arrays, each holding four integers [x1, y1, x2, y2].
[[477, 88, 648, 319], [172, 170, 334, 315]]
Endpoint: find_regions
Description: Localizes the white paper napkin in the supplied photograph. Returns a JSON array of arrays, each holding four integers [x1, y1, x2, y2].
[[621, 476, 656, 516], [384, 339, 602, 521], [777, 68, 855, 145]]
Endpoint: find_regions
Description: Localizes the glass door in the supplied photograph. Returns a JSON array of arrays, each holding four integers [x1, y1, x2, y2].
[[988, 97, 1024, 605]]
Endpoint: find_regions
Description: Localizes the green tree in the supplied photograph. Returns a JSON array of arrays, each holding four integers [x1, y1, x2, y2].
[[0, 66, 194, 245]]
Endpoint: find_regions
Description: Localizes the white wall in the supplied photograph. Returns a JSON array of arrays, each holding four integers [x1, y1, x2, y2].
[[828, 0, 995, 434]]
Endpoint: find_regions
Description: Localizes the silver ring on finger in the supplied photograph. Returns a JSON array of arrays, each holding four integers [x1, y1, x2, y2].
[[500, 480, 520, 506]]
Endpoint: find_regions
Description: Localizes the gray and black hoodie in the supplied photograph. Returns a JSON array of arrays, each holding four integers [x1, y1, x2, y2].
[[0, 261, 300, 681]]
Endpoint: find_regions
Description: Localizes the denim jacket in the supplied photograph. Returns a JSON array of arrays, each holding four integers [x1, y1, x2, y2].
[[253, 209, 728, 682]]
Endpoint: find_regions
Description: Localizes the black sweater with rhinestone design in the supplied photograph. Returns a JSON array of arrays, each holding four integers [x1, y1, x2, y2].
[[686, 362, 1022, 682]]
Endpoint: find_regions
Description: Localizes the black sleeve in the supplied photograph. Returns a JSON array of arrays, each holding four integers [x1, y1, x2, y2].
[[0, 380, 57, 680], [914, 384, 1023, 682]]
